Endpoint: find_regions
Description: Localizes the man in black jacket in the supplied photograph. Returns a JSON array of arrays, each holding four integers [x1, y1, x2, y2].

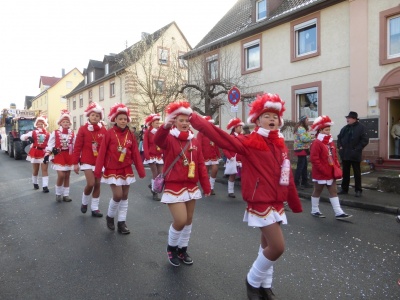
[[337, 111, 369, 197]]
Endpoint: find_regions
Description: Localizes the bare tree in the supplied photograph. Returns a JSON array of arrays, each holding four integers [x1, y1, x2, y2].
[[119, 32, 188, 117], [177, 47, 257, 119]]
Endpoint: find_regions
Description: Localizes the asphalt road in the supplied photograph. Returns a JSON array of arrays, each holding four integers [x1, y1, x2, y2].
[[0, 152, 399, 299]]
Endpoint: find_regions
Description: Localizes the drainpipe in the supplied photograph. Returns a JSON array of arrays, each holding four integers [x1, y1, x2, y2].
[[114, 72, 122, 103]]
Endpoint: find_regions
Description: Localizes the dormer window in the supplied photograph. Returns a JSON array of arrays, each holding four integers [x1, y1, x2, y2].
[[256, 0, 267, 22], [85, 75, 88, 85], [90, 71, 94, 83], [105, 63, 109, 75]]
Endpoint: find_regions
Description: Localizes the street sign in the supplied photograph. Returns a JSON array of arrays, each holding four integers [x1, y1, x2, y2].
[[228, 86, 241, 105]]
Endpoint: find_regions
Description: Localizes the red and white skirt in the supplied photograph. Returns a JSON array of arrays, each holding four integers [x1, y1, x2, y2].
[[101, 165, 135, 186], [161, 182, 202, 203], [52, 151, 73, 171], [243, 205, 287, 227], [204, 158, 220, 166], [26, 146, 46, 164]]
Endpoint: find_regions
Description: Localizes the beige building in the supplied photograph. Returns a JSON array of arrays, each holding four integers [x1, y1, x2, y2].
[[183, 0, 400, 169], [65, 22, 191, 131], [30, 68, 83, 131]]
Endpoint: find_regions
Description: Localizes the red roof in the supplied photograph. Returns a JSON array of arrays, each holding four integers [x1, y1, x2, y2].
[[39, 76, 61, 88]]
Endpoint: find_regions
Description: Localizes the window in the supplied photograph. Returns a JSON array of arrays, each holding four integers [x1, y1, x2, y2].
[[79, 94, 83, 107], [110, 81, 115, 97], [158, 47, 169, 65], [73, 116, 76, 130], [99, 85, 104, 101], [66, 81, 72, 89], [88, 90, 93, 103], [291, 82, 321, 122], [84, 75, 88, 85], [206, 53, 219, 81], [291, 12, 320, 62], [256, 0, 267, 22], [178, 51, 188, 68], [105, 63, 109, 75], [242, 35, 262, 74], [72, 97, 76, 110], [153, 79, 164, 94], [90, 71, 94, 83], [79, 115, 83, 126], [380, 7, 400, 64]]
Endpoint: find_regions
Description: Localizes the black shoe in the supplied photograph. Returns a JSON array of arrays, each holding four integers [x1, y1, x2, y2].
[[152, 193, 161, 201], [337, 190, 348, 195], [33, 184, 39, 190], [301, 183, 313, 189], [178, 247, 193, 265], [228, 193, 236, 198], [91, 210, 103, 218], [148, 184, 156, 195], [311, 212, 326, 218], [245, 279, 261, 300], [396, 216, 400, 223], [166, 245, 180, 267], [260, 287, 279, 300], [106, 216, 115, 231], [42, 186, 49, 193], [117, 221, 130, 234], [355, 191, 362, 198], [336, 213, 352, 220], [81, 204, 88, 213], [211, 189, 216, 195]]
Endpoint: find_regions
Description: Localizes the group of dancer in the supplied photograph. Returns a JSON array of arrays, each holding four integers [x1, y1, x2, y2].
[[21, 92, 355, 300]]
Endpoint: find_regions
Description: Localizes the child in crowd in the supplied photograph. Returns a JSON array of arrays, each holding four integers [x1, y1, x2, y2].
[[44, 110, 75, 202], [222, 118, 244, 198], [21, 115, 50, 193], [309, 115, 352, 219], [154, 101, 210, 267], [94, 103, 145, 234], [196, 116, 220, 195], [72, 102, 107, 217], [143, 113, 164, 201], [189, 93, 302, 299]]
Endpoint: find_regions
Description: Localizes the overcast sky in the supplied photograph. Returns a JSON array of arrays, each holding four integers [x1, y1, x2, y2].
[[0, 0, 237, 110]]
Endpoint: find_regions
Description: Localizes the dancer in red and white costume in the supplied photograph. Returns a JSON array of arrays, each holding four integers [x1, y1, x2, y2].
[[196, 116, 220, 195], [154, 101, 211, 267], [72, 102, 107, 217], [94, 103, 146, 234], [21, 115, 50, 193], [309, 115, 352, 219], [44, 110, 75, 202], [189, 93, 302, 299], [222, 118, 244, 198], [143, 113, 164, 200]]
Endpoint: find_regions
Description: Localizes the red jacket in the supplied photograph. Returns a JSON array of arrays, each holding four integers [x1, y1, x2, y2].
[[154, 126, 211, 194], [94, 125, 145, 179], [310, 138, 340, 180], [222, 133, 243, 162], [197, 132, 220, 161], [72, 123, 107, 166], [190, 113, 302, 214], [143, 127, 163, 160]]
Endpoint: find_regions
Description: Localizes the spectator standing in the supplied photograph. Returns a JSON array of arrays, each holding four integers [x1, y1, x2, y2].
[[391, 117, 400, 157], [337, 111, 369, 197], [293, 115, 313, 189], [309, 115, 352, 219], [197, 116, 220, 195]]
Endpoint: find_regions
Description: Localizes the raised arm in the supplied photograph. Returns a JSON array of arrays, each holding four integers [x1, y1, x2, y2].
[[189, 113, 246, 155]]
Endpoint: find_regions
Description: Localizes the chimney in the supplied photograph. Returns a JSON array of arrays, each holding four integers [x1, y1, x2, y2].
[[62, 68, 65, 77]]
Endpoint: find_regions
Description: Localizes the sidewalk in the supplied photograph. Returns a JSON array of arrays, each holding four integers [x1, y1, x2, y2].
[[215, 167, 400, 215]]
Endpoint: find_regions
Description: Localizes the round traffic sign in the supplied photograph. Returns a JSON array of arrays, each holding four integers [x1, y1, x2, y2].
[[228, 86, 241, 105]]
